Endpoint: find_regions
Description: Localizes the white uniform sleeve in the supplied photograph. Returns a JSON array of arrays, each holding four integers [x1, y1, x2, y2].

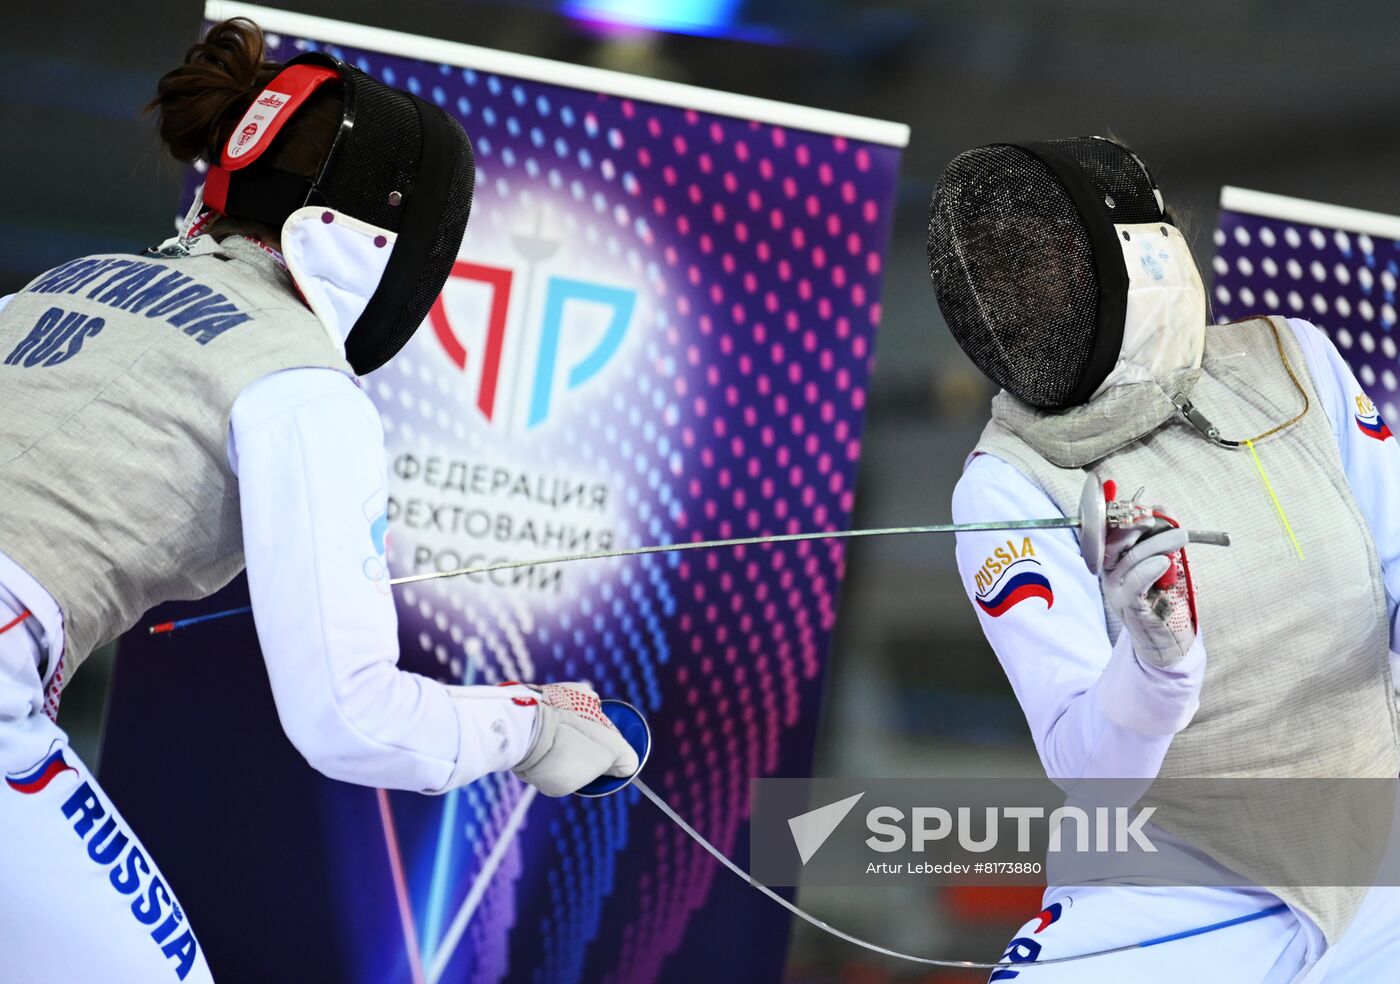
[[229, 368, 538, 793], [1286, 318, 1400, 651], [951, 455, 1206, 784]]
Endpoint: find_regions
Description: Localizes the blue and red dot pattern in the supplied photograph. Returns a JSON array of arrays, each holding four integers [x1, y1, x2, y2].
[[1212, 207, 1400, 422], [262, 28, 902, 984]]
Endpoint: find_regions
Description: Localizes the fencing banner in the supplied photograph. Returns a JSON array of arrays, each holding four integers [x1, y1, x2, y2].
[[98, 4, 908, 983], [1211, 185, 1400, 420]]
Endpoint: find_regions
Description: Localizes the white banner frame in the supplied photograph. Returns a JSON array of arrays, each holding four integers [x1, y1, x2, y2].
[[206, 1, 911, 148]]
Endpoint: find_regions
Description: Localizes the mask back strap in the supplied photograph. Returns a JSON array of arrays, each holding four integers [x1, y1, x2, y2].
[[203, 62, 339, 218]]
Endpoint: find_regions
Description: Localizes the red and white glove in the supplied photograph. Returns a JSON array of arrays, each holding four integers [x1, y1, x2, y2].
[[508, 683, 639, 797], [1099, 491, 1199, 669]]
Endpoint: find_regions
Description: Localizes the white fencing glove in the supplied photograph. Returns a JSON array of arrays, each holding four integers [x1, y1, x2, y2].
[[1100, 512, 1199, 668], [510, 683, 640, 797]]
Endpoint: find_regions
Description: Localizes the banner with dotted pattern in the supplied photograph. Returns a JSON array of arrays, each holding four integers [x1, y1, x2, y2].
[[1212, 186, 1400, 423], [108, 7, 906, 984]]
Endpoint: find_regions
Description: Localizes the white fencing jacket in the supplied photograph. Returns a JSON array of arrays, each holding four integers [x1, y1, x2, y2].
[[953, 318, 1400, 782], [0, 293, 537, 793]]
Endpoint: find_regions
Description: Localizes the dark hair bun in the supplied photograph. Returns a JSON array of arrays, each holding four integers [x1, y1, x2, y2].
[[148, 18, 281, 164]]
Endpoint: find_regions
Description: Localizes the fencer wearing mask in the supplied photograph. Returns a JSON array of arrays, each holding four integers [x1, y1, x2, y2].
[[930, 136, 1400, 981], [0, 19, 634, 982]]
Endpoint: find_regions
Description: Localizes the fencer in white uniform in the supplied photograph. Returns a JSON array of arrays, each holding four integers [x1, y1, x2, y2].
[[0, 20, 635, 983], [928, 137, 1400, 982]]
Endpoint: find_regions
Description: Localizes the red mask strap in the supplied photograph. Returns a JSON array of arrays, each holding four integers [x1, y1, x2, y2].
[[204, 63, 339, 213]]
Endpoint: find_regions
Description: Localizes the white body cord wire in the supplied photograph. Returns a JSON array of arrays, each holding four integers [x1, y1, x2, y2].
[[634, 778, 1280, 970]]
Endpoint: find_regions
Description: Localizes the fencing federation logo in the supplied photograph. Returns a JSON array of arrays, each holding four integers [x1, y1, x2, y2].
[[973, 538, 1053, 617], [361, 485, 392, 597], [1354, 394, 1393, 442], [429, 215, 637, 434], [6, 740, 77, 794], [788, 792, 865, 865]]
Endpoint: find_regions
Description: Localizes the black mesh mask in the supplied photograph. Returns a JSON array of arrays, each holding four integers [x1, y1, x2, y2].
[[926, 136, 1169, 410], [205, 52, 476, 375]]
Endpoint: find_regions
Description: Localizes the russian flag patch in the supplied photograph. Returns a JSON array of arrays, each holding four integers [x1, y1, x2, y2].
[[6, 741, 76, 794], [1355, 394, 1393, 442], [973, 538, 1053, 618]]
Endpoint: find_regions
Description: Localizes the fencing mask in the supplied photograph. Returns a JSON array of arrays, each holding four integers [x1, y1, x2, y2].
[[201, 53, 475, 375], [926, 136, 1205, 411]]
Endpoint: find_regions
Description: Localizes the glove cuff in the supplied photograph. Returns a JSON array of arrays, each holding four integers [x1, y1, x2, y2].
[[1095, 629, 1206, 737], [513, 700, 558, 775], [437, 685, 540, 792]]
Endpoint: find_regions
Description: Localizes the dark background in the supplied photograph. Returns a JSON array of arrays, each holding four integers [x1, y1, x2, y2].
[[9, 1, 1400, 979]]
